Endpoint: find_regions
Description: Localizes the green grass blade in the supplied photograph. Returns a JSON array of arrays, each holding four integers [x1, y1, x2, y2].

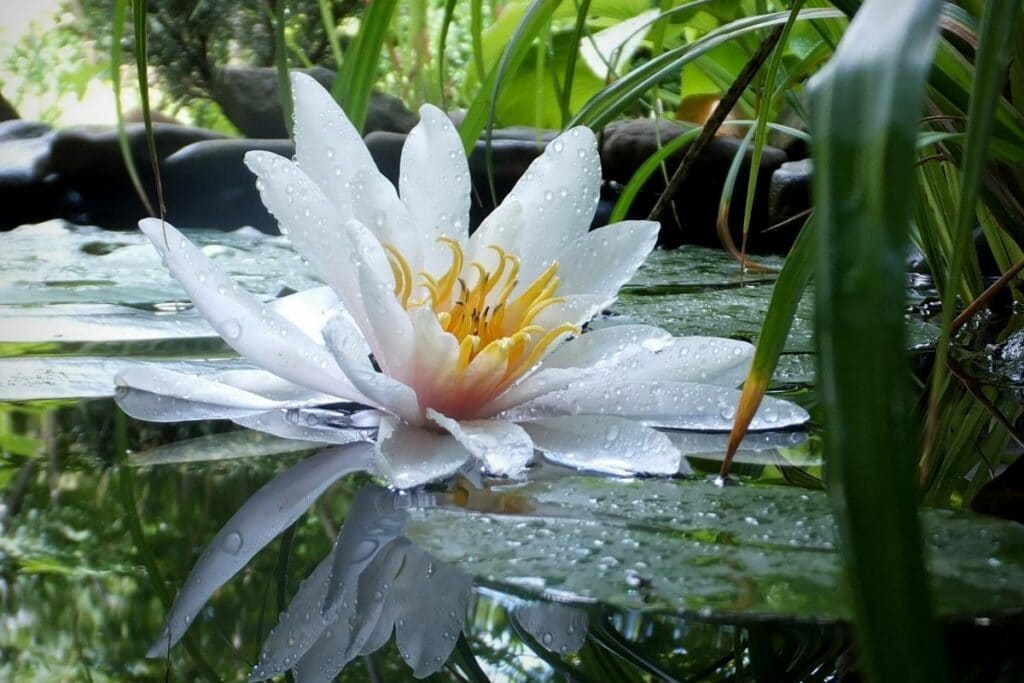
[[317, 0, 345, 72], [334, 0, 400, 132], [570, 8, 845, 130], [923, 0, 1024, 487], [470, 0, 486, 83], [808, 0, 947, 681], [130, 0, 165, 218], [271, 0, 293, 138], [739, 0, 805, 252], [559, 0, 591, 127], [459, 0, 561, 154], [439, 0, 459, 109], [111, 0, 154, 217], [722, 214, 815, 476]]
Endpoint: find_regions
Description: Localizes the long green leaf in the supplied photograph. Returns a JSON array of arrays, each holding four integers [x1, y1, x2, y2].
[[334, 0, 400, 132], [459, 0, 561, 154], [808, 1, 947, 682], [722, 214, 815, 476], [111, 0, 154, 217], [739, 0, 805, 252], [570, 8, 845, 130], [271, 0, 293, 138]]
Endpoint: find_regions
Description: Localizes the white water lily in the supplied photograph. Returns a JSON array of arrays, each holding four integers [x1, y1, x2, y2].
[[116, 71, 808, 488]]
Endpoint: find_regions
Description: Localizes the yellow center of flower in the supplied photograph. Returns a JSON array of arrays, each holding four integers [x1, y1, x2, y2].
[[384, 238, 578, 383]]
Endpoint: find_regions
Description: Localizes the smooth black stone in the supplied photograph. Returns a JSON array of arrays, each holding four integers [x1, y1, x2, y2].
[[768, 158, 812, 228], [47, 124, 227, 229], [160, 138, 297, 233], [212, 66, 419, 139], [0, 122, 59, 229], [0, 90, 17, 122], [601, 118, 792, 252]]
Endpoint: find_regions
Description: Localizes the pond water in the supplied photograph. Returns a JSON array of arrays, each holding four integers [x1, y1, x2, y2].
[[2, 221, 1022, 681]]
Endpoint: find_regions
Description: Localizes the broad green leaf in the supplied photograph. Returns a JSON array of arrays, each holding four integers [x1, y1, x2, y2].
[[406, 476, 1024, 622], [809, 0, 947, 681]]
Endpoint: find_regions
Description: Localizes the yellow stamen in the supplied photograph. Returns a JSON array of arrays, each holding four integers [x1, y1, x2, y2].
[[381, 236, 575, 410]]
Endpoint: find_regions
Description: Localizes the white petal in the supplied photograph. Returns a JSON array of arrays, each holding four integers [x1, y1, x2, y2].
[[399, 104, 471, 253], [408, 308, 460, 410], [132, 431, 321, 467], [115, 365, 280, 420], [531, 294, 613, 330], [324, 315, 422, 422], [392, 545, 471, 677], [427, 409, 534, 478], [374, 416, 470, 489], [505, 127, 601, 285], [348, 168, 423, 271], [464, 198, 523, 275], [479, 367, 581, 418], [555, 221, 659, 299], [354, 246, 415, 382], [266, 286, 353, 349], [535, 324, 672, 371], [212, 368, 337, 403], [291, 71, 376, 211], [628, 336, 753, 387], [507, 380, 810, 431], [146, 443, 373, 657], [521, 415, 680, 475], [513, 602, 589, 654], [233, 409, 372, 445], [244, 152, 388, 345], [138, 219, 357, 399]]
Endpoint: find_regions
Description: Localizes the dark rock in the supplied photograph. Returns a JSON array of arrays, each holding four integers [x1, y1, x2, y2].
[[601, 118, 791, 252], [212, 66, 418, 139], [768, 158, 812, 228], [0, 122, 60, 229], [50, 123, 224, 177], [161, 138, 296, 232], [0, 90, 18, 122], [47, 123, 226, 229], [971, 455, 1024, 524]]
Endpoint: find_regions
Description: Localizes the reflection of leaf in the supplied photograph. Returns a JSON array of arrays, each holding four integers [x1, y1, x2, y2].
[[406, 476, 1024, 622]]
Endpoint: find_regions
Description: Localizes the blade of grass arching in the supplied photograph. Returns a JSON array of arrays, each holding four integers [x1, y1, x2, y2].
[[438, 0, 458, 109], [808, 0, 947, 681], [570, 8, 845, 130], [558, 0, 591, 127], [132, 0, 165, 217], [721, 214, 815, 478], [922, 0, 1024, 486], [739, 0, 804, 259], [713, 126, 774, 272], [334, 0, 399, 132], [111, 0, 154, 217], [271, 0, 293, 138], [114, 411, 221, 682], [469, 0, 485, 83], [459, 0, 560, 188], [317, 0, 344, 72]]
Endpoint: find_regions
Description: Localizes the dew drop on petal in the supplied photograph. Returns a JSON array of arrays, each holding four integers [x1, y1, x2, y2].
[[222, 319, 242, 340]]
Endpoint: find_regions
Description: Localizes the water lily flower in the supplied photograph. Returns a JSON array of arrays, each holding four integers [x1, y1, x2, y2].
[[116, 71, 807, 488]]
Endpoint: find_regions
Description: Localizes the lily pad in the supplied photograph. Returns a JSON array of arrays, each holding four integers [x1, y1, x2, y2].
[[405, 476, 1024, 622]]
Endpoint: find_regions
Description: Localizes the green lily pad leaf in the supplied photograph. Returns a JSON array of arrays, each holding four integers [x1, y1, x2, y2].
[[406, 476, 1024, 622]]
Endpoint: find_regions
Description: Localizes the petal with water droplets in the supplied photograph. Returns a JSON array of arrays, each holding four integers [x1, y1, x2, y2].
[[427, 409, 534, 478], [508, 380, 809, 431], [521, 415, 681, 475], [137, 219, 358, 399], [374, 417, 470, 489], [555, 221, 659, 300]]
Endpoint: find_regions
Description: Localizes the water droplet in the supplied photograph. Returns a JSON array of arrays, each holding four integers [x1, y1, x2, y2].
[[552, 140, 564, 153], [222, 531, 243, 554], [222, 318, 242, 340]]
